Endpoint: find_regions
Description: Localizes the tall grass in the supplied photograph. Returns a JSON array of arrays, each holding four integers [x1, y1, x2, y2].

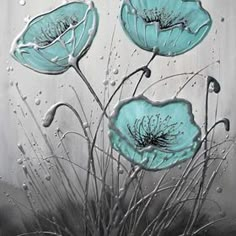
[[6, 56, 234, 236]]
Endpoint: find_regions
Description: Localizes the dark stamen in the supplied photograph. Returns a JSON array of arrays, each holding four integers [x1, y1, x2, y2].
[[138, 8, 187, 29], [35, 15, 79, 47], [127, 115, 183, 150]]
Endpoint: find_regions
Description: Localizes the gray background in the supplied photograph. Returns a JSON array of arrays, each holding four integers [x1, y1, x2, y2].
[[0, 0, 236, 218]]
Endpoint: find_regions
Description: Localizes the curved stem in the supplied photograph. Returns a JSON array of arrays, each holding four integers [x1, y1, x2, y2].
[[142, 72, 200, 95], [174, 61, 219, 98], [132, 53, 157, 96], [184, 77, 223, 235], [17, 232, 60, 236], [57, 131, 130, 174], [56, 103, 98, 195], [90, 54, 156, 169], [43, 101, 99, 234], [73, 63, 105, 114], [90, 66, 149, 158]]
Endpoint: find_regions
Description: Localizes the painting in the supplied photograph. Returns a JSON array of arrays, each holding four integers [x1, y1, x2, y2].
[[0, 0, 235, 235]]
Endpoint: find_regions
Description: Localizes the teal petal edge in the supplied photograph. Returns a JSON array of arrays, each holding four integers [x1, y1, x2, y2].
[[120, 0, 212, 56], [10, 1, 99, 74], [108, 95, 201, 171]]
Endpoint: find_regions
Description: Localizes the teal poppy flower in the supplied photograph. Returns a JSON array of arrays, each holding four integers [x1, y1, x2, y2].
[[120, 0, 212, 56], [10, 1, 98, 74], [109, 96, 201, 171]]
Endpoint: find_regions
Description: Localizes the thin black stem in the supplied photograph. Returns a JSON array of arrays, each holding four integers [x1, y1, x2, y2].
[[132, 53, 157, 96], [90, 66, 150, 158], [184, 77, 223, 235], [43, 101, 99, 234], [132, 71, 146, 97], [90, 54, 156, 165], [183, 85, 210, 235], [174, 61, 219, 98]]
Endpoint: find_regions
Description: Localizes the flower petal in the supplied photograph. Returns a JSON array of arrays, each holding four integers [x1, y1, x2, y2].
[[109, 96, 201, 171], [120, 0, 212, 56], [72, 8, 98, 59], [22, 2, 88, 45], [12, 45, 68, 74], [121, 4, 148, 51], [10, 1, 98, 74], [110, 127, 200, 170]]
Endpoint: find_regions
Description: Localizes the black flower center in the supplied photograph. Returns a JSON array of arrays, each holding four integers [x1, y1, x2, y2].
[[35, 15, 79, 47], [127, 115, 183, 150], [138, 8, 187, 29]]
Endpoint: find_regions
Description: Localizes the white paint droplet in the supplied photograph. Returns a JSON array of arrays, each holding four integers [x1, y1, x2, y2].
[[103, 80, 109, 86], [83, 122, 89, 129], [45, 175, 51, 181], [88, 28, 94, 36], [6, 66, 14, 72], [216, 187, 223, 193], [19, 0, 26, 6], [113, 69, 119, 75], [51, 56, 59, 63], [17, 158, 23, 165], [178, 165, 182, 170], [35, 98, 41, 106], [110, 80, 116, 86], [22, 183, 28, 191], [24, 15, 31, 23], [132, 9, 137, 14]]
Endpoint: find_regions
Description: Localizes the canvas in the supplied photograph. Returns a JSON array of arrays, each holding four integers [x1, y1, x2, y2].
[[0, 1, 235, 235]]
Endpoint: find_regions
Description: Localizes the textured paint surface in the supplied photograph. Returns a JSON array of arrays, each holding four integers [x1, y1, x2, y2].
[[11, 2, 99, 74], [120, 0, 212, 56], [0, 0, 236, 223], [109, 96, 201, 170]]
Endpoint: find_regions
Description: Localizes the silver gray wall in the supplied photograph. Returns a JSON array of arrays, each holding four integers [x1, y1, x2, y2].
[[0, 0, 236, 215]]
